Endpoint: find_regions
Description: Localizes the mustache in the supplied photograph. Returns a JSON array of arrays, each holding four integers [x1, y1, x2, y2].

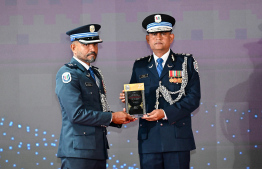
[[86, 51, 97, 57]]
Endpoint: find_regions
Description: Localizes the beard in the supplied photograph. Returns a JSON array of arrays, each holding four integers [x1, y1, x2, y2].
[[85, 51, 97, 63]]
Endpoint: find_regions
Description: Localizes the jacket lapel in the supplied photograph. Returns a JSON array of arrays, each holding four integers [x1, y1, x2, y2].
[[147, 55, 159, 78], [160, 51, 175, 79]]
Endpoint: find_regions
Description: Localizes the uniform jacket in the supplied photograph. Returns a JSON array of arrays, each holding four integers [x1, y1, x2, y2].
[[55, 57, 120, 160], [130, 50, 201, 154]]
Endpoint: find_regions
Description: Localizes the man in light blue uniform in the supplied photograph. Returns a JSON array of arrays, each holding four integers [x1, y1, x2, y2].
[[120, 14, 201, 169], [56, 24, 135, 169]]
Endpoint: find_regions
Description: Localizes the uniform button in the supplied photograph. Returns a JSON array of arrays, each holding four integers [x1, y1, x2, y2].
[[160, 123, 163, 126], [140, 124, 142, 126], [83, 132, 86, 135], [160, 94, 162, 97], [183, 123, 185, 125]]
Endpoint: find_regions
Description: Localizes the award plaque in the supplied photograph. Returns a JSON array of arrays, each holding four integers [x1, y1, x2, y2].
[[124, 83, 146, 117]]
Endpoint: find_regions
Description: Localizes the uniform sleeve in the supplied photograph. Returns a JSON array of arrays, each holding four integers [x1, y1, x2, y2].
[[55, 68, 112, 127], [164, 56, 201, 124]]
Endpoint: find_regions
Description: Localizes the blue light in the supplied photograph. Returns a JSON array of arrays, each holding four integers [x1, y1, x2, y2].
[[43, 131, 47, 135], [18, 124, 22, 128], [240, 117, 243, 120], [50, 162, 54, 165], [43, 157, 46, 160], [1, 118, 4, 121], [52, 134, 55, 137], [26, 126, 30, 132], [0, 148, 3, 152], [9, 121, 13, 126], [109, 157, 112, 160], [19, 142, 22, 145], [224, 158, 227, 160], [207, 163, 210, 165], [226, 120, 229, 123], [196, 130, 199, 133], [9, 146, 13, 150], [130, 152, 133, 155], [228, 108, 231, 111], [127, 140, 130, 143], [36, 143, 39, 146], [6, 160, 8, 163], [191, 167, 194, 169], [35, 129, 38, 132], [254, 145, 258, 148], [254, 114, 258, 118], [220, 109, 223, 112], [108, 132, 110, 134], [211, 124, 214, 127], [124, 125, 127, 128], [201, 148, 205, 150], [247, 129, 250, 133], [35, 152, 38, 155], [18, 145, 22, 148], [234, 109, 237, 112], [43, 138, 46, 141], [110, 144, 113, 146], [232, 135, 235, 138], [0, 122, 3, 125], [247, 167, 250, 169], [17, 151, 20, 154], [217, 141, 220, 144], [215, 104, 217, 107], [239, 152, 242, 155], [35, 133, 38, 137], [36, 163, 39, 165], [13, 164, 16, 167], [242, 112, 245, 115], [116, 160, 119, 163], [11, 137, 14, 140], [3, 132, 6, 136], [27, 144, 30, 147], [205, 110, 208, 113], [191, 114, 193, 117], [248, 110, 251, 113], [27, 147, 30, 150], [44, 143, 48, 146]]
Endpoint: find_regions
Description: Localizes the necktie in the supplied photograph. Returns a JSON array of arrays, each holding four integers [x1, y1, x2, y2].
[[157, 58, 163, 77], [89, 67, 96, 81]]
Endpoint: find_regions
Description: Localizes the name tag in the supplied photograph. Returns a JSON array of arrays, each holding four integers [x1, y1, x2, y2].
[[139, 74, 148, 79], [85, 82, 93, 87]]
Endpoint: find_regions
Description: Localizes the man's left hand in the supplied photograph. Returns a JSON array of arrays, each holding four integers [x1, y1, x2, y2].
[[141, 109, 165, 121]]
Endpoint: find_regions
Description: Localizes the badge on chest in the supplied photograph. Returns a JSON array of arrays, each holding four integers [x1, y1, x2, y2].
[[169, 70, 183, 84]]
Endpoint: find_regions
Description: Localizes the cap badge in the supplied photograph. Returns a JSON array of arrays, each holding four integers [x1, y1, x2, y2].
[[90, 25, 95, 32], [154, 15, 161, 23]]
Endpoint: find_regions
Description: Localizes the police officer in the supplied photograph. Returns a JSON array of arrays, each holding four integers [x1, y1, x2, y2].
[[55, 24, 135, 169], [120, 14, 201, 169]]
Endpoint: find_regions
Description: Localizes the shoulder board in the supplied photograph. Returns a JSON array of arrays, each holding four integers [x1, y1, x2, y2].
[[175, 53, 192, 57], [65, 63, 78, 69], [136, 55, 151, 61], [92, 66, 99, 70]]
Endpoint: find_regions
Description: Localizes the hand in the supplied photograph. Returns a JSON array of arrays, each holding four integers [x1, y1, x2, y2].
[[141, 109, 165, 121], [122, 108, 138, 124], [112, 108, 136, 124], [119, 90, 125, 103]]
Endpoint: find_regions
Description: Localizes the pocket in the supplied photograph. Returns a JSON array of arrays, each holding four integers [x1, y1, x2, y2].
[[73, 128, 96, 150], [175, 120, 193, 139]]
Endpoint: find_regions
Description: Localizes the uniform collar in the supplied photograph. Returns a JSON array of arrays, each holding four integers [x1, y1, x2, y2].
[[153, 49, 170, 67], [73, 56, 91, 71]]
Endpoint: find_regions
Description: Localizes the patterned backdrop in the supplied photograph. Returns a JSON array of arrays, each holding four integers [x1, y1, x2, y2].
[[0, 0, 262, 168]]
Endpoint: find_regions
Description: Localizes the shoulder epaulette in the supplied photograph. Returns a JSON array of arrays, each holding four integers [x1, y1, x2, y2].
[[175, 53, 192, 57], [65, 63, 78, 69], [136, 55, 151, 61]]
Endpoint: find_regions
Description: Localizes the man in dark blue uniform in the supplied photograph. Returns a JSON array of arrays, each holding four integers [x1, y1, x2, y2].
[[120, 14, 201, 169], [55, 24, 135, 169]]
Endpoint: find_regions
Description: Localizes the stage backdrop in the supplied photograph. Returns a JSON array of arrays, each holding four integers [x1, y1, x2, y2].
[[0, 0, 262, 169]]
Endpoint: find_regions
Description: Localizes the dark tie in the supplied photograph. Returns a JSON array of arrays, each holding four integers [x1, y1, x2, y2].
[[89, 67, 96, 81], [157, 58, 163, 77]]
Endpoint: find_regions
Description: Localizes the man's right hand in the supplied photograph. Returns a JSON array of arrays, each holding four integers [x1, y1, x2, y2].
[[112, 111, 135, 124]]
